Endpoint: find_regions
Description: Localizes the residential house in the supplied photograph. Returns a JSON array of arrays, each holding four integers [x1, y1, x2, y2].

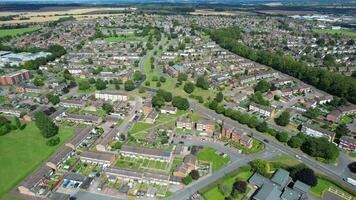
[[176, 117, 193, 130], [196, 119, 214, 135], [60, 99, 85, 108], [95, 90, 129, 102], [63, 113, 102, 125], [120, 145, 172, 162], [145, 110, 159, 124], [249, 102, 274, 118], [160, 106, 177, 115], [301, 124, 335, 142], [105, 167, 170, 186], [339, 136, 356, 152], [80, 150, 116, 168]]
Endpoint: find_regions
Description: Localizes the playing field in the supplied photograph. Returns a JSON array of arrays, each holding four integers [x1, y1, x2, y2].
[[0, 27, 40, 37], [0, 123, 74, 197]]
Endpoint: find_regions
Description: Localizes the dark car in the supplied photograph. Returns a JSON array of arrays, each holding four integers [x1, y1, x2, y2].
[[263, 139, 269, 143]]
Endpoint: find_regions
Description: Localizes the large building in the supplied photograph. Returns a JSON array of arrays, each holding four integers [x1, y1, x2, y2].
[[95, 90, 129, 102], [196, 119, 215, 135], [249, 102, 274, 118], [249, 168, 310, 200], [0, 69, 30, 85]]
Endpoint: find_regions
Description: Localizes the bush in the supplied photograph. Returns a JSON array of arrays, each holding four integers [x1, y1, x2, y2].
[[184, 82, 195, 94], [232, 181, 247, 194], [46, 136, 60, 146], [189, 170, 200, 180], [182, 175, 193, 185]]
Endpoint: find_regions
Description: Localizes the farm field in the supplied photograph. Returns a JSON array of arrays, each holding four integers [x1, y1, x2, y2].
[[0, 27, 40, 37], [0, 8, 126, 24], [0, 123, 74, 197]]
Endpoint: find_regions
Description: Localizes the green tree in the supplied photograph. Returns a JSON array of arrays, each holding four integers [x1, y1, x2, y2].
[[183, 82, 195, 94], [335, 124, 350, 139], [288, 133, 306, 148], [275, 111, 290, 126], [47, 94, 60, 105], [102, 103, 114, 114], [95, 79, 107, 90], [215, 92, 223, 103], [196, 76, 209, 90], [182, 175, 193, 185], [78, 79, 90, 90], [304, 108, 320, 119], [124, 80, 135, 91], [255, 79, 271, 93], [133, 71, 143, 81], [276, 132, 289, 143], [256, 121, 268, 133], [152, 95, 165, 108], [172, 96, 189, 110], [34, 111, 59, 138]]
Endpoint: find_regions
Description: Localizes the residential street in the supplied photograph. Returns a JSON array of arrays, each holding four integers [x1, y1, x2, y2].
[[189, 100, 356, 194]]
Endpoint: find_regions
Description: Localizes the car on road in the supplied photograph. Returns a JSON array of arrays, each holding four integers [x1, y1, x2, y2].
[[179, 141, 184, 144], [263, 139, 269, 143]]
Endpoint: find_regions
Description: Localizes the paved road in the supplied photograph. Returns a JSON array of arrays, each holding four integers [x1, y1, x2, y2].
[[118, 94, 142, 136], [189, 101, 356, 195]]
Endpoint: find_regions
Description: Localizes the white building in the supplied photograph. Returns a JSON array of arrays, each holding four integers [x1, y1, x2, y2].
[[95, 90, 129, 102]]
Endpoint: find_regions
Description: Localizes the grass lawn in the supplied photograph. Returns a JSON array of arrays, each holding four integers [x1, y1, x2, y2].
[[0, 27, 40, 37], [310, 177, 352, 197], [0, 96, 8, 104], [0, 123, 74, 197], [129, 122, 154, 134], [270, 155, 302, 169], [313, 29, 356, 38], [197, 147, 230, 172], [202, 166, 254, 200]]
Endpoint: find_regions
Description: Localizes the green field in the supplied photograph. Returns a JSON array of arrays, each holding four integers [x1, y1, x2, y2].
[[0, 27, 41, 37], [202, 166, 253, 200], [0, 123, 74, 197], [313, 29, 356, 38], [197, 147, 230, 172], [104, 33, 142, 42]]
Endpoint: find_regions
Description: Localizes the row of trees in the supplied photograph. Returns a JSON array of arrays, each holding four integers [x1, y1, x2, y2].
[[209, 27, 356, 104]]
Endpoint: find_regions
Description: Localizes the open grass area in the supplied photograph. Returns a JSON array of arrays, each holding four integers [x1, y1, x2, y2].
[[0, 27, 40, 37], [313, 29, 356, 38], [0, 123, 74, 197], [197, 147, 230, 172], [129, 122, 155, 134], [202, 166, 254, 200], [104, 33, 142, 42]]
